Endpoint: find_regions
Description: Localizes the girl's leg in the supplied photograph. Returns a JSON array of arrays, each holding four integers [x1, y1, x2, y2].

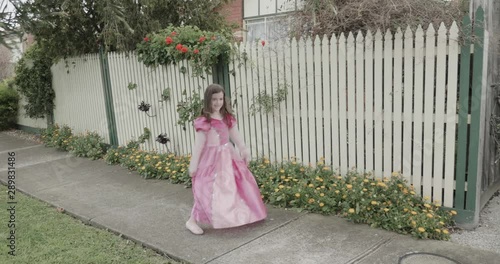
[[186, 211, 204, 235]]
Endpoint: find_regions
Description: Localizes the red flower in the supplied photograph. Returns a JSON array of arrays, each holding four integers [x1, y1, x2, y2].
[[176, 43, 183, 50], [171, 31, 177, 36], [181, 46, 188, 53], [143, 37, 149, 42], [165, 37, 173, 45], [199, 36, 206, 43], [193, 49, 199, 54], [261, 40, 266, 46]]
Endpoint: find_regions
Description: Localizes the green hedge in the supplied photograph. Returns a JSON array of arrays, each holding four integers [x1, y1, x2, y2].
[[0, 79, 20, 131]]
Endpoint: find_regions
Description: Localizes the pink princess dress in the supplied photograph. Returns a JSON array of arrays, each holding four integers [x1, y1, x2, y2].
[[188, 115, 267, 228]]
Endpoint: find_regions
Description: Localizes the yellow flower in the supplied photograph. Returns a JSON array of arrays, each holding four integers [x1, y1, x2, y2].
[[418, 227, 425, 233], [319, 203, 324, 207], [141, 166, 145, 170], [411, 221, 416, 226], [158, 167, 162, 170], [114, 153, 118, 156], [363, 179, 369, 183], [316, 187, 321, 190], [292, 161, 297, 165], [323, 167, 329, 171], [439, 221, 445, 226], [280, 170, 285, 174], [295, 193, 301, 198], [410, 191, 416, 195], [279, 185, 285, 189], [181, 168, 185, 172], [383, 208, 390, 212], [391, 171, 399, 177], [274, 188, 279, 192], [335, 190, 340, 194], [293, 179, 298, 182], [308, 184, 314, 188], [442, 229, 449, 235], [320, 193, 325, 197], [348, 208, 355, 214], [371, 183, 376, 186], [424, 196, 430, 201], [411, 211, 417, 215], [300, 168, 305, 172], [435, 229, 441, 233], [397, 184, 403, 188], [308, 198, 315, 204], [450, 210, 457, 215], [136, 155, 140, 158], [172, 171, 177, 174], [332, 183, 337, 187], [403, 208, 409, 212], [424, 204, 431, 208], [363, 188, 367, 192], [284, 179, 290, 182], [371, 201, 378, 205], [346, 184, 353, 189], [427, 213, 434, 218]]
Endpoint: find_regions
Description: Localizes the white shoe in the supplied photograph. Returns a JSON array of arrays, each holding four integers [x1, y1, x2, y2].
[[186, 220, 204, 235]]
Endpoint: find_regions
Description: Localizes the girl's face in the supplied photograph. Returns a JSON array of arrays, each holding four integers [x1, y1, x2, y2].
[[211, 91, 224, 113]]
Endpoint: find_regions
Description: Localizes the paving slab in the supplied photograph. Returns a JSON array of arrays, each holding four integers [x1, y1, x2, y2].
[[0, 144, 72, 172], [92, 193, 305, 264], [0, 132, 39, 151], [357, 236, 500, 264], [210, 213, 396, 264]]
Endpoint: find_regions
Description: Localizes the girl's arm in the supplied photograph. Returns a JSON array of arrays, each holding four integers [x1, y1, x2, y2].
[[188, 131, 206, 177], [229, 125, 250, 164]]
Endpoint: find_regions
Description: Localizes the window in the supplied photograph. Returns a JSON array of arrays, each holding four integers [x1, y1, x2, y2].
[[245, 16, 290, 42]]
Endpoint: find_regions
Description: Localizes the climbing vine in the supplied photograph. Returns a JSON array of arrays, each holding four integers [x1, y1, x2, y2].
[[249, 84, 289, 115]]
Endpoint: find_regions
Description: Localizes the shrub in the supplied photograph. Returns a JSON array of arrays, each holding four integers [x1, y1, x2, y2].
[[249, 157, 455, 240], [0, 79, 19, 131], [68, 131, 106, 160], [41, 124, 73, 151], [14, 43, 54, 119]]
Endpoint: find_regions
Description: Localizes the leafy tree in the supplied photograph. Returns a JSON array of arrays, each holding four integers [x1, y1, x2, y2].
[[0, 0, 20, 48], [12, 0, 234, 59]]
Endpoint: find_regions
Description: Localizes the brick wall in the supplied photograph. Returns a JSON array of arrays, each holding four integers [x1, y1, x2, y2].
[[219, 0, 243, 28]]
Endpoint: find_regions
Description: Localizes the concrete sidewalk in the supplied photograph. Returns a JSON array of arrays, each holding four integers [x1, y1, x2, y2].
[[1, 132, 499, 264]]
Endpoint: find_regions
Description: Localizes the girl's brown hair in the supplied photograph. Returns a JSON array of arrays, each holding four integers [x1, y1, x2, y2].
[[200, 83, 233, 123]]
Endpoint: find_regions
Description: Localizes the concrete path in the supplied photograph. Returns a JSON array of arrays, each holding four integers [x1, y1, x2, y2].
[[1, 132, 499, 264]]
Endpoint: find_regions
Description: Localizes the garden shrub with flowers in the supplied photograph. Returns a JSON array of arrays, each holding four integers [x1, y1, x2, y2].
[[40, 124, 457, 240], [136, 25, 232, 76], [41, 124, 106, 160]]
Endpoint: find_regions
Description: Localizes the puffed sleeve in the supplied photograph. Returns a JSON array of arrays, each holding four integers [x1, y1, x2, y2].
[[193, 116, 210, 132], [226, 114, 237, 129]]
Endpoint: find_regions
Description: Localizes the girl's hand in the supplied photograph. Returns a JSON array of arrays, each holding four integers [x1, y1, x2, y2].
[[242, 149, 251, 165]]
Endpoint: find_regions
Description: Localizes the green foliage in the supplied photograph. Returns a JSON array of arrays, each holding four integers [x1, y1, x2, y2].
[[104, 146, 192, 187], [128, 82, 137, 90], [249, 157, 456, 240], [249, 84, 288, 115], [161, 88, 171, 101], [0, 79, 19, 130], [176, 89, 203, 128], [138, 127, 151, 143], [68, 131, 106, 160], [14, 44, 54, 119], [41, 124, 106, 159], [13, 0, 233, 58], [41, 124, 73, 151], [136, 25, 232, 76]]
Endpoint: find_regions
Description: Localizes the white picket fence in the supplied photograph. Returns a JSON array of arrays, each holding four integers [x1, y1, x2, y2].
[[229, 22, 461, 207], [45, 22, 464, 207]]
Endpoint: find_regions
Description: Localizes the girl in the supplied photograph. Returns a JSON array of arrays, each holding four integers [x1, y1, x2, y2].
[[186, 84, 267, 235]]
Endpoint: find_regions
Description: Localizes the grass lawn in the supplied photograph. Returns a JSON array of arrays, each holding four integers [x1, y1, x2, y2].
[[0, 185, 180, 264]]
